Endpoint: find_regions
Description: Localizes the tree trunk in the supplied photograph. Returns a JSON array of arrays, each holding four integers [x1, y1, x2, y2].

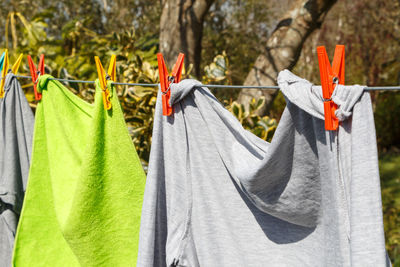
[[237, 0, 338, 115], [159, 0, 214, 78]]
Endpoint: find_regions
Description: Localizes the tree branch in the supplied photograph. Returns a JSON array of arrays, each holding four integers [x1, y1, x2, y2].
[[237, 0, 338, 115], [159, 0, 214, 77]]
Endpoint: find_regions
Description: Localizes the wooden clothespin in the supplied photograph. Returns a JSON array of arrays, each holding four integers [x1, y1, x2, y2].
[[157, 53, 185, 116], [0, 50, 23, 98], [27, 54, 45, 101], [317, 45, 345, 131], [94, 55, 116, 110]]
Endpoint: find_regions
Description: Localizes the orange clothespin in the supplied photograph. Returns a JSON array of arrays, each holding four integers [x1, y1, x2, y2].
[[157, 53, 185, 116], [317, 45, 345, 131], [0, 50, 23, 98], [28, 54, 45, 101], [94, 55, 116, 110]]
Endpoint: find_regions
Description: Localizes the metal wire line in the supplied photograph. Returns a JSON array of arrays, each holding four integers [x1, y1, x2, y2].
[[13, 75, 400, 91]]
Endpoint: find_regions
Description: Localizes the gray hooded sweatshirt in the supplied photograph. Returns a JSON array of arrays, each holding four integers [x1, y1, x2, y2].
[[138, 70, 390, 267], [0, 74, 34, 266]]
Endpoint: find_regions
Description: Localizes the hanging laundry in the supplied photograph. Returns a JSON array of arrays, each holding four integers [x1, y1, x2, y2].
[[0, 73, 34, 266], [138, 70, 390, 267], [13, 75, 146, 266]]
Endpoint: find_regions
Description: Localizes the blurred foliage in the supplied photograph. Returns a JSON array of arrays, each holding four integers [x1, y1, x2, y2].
[[1, 10, 276, 165], [380, 152, 400, 266], [124, 84, 157, 168], [228, 97, 277, 141], [202, 0, 277, 86], [202, 51, 278, 142], [203, 51, 230, 84], [1, 10, 161, 165], [375, 92, 400, 150], [202, 50, 242, 102], [0, 0, 160, 42], [203, 52, 277, 141]]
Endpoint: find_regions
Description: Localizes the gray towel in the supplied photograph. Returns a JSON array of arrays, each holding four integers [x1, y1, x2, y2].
[[138, 70, 390, 266], [0, 73, 34, 266]]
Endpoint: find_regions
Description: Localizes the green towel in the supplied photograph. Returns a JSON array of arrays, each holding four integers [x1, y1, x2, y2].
[[13, 75, 146, 266]]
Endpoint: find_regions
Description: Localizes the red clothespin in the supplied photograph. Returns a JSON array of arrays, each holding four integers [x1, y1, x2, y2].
[[27, 54, 45, 101], [317, 45, 345, 131], [157, 53, 185, 116]]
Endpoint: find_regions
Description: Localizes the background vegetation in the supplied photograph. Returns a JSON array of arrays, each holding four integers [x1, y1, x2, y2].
[[1, 0, 399, 264]]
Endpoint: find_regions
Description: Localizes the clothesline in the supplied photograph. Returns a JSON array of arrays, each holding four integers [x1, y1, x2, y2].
[[13, 75, 400, 91]]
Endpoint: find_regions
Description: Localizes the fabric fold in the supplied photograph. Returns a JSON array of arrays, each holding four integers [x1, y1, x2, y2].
[[138, 70, 389, 266], [167, 77, 322, 228], [0, 74, 34, 266], [277, 69, 364, 121], [13, 75, 146, 266]]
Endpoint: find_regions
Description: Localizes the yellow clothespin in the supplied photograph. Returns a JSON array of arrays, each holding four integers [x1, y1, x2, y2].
[[0, 50, 8, 98], [95, 54, 116, 110], [12, 53, 23, 75], [0, 49, 23, 98]]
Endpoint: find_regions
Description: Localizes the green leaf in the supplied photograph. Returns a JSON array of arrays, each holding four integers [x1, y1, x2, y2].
[[131, 86, 156, 97]]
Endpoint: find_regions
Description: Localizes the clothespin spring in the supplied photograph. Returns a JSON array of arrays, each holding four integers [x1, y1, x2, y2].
[[162, 76, 176, 95], [34, 71, 41, 85], [323, 77, 340, 102], [103, 74, 112, 92], [102, 74, 110, 92]]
